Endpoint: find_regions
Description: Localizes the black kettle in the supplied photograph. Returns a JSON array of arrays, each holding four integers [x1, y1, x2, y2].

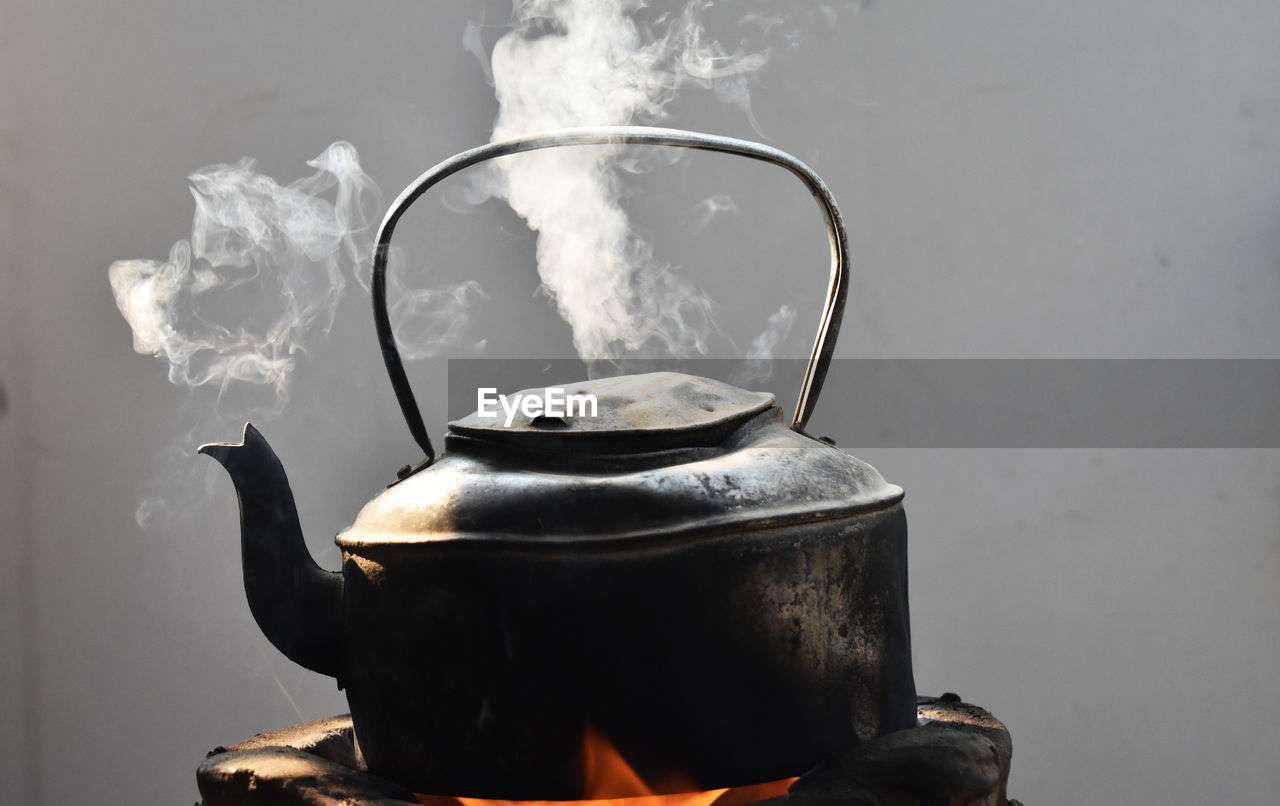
[[201, 127, 916, 798]]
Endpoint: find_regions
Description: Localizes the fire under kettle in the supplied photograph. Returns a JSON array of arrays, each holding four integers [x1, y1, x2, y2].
[[200, 127, 916, 799]]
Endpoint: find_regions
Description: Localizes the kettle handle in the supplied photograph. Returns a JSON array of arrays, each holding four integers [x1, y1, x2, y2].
[[372, 126, 849, 462]]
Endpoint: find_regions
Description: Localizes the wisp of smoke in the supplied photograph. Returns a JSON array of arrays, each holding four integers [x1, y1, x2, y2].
[[109, 142, 488, 410], [485, 0, 778, 362], [685, 194, 740, 234], [109, 143, 378, 407], [735, 303, 797, 384], [386, 248, 490, 361]]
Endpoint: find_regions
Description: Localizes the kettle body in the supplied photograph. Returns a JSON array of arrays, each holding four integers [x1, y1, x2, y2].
[[338, 373, 915, 796]]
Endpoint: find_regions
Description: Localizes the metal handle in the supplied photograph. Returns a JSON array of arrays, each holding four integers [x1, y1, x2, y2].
[[372, 126, 850, 462]]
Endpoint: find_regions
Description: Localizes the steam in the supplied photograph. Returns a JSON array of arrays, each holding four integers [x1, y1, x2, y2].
[[109, 143, 487, 408], [485, 0, 775, 361], [109, 143, 378, 406], [685, 194, 739, 234], [735, 303, 797, 384], [748, 304, 797, 361], [388, 254, 489, 361], [463, 10, 495, 86]]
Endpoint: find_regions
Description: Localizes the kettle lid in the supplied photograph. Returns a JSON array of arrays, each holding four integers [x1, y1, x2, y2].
[[339, 372, 903, 548], [447, 372, 775, 454]]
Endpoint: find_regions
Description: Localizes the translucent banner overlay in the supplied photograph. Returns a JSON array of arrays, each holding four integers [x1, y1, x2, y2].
[[445, 359, 1280, 448]]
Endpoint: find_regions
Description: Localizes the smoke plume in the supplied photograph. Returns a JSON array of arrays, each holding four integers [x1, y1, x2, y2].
[[109, 142, 488, 409], [109, 143, 377, 407], [737, 303, 797, 384], [485, 0, 776, 361]]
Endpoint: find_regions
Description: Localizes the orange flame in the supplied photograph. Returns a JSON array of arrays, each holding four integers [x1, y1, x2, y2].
[[573, 725, 720, 806], [417, 726, 796, 806]]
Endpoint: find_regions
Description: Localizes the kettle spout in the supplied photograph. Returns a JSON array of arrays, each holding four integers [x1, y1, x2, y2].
[[199, 424, 343, 680]]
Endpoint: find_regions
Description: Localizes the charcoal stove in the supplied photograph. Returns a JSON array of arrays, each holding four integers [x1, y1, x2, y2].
[[197, 696, 1018, 806], [198, 128, 1020, 805]]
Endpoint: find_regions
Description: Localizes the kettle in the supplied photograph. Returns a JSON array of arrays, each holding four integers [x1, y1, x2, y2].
[[200, 127, 916, 799]]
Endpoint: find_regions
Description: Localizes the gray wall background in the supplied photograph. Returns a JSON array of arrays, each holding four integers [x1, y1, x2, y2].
[[2, 1, 1279, 804]]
